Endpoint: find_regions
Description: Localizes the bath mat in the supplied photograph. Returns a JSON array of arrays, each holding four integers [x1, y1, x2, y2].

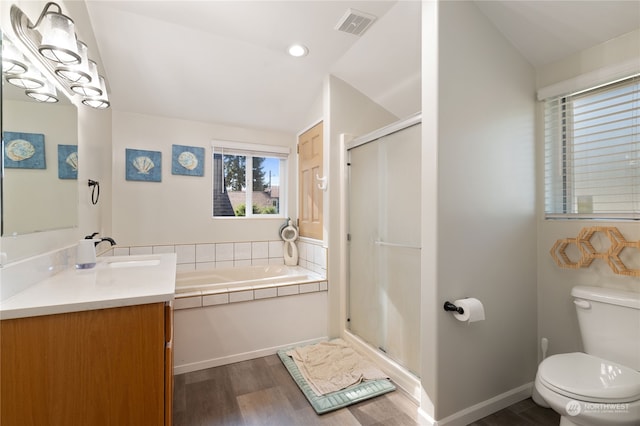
[[286, 339, 389, 395], [277, 345, 395, 414]]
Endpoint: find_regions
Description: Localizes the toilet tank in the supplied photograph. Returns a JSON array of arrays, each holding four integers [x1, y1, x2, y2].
[[572, 286, 640, 370]]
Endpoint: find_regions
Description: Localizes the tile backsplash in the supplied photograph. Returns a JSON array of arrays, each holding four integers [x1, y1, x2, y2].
[[103, 238, 327, 276]]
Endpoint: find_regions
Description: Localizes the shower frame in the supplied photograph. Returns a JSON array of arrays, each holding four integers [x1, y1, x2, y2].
[[342, 112, 422, 402]]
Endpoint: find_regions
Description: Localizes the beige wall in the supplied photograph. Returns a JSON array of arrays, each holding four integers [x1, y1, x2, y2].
[[423, 1, 538, 420], [110, 111, 295, 246], [535, 29, 640, 359]]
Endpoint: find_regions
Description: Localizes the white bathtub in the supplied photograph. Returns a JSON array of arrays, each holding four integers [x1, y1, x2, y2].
[[173, 264, 329, 374], [175, 264, 324, 294]]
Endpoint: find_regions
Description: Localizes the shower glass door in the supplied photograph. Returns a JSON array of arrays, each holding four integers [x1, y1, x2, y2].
[[348, 121, 421, 376]]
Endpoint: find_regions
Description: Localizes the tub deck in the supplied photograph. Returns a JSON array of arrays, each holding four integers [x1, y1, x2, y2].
[[173, 265, 327, 310]]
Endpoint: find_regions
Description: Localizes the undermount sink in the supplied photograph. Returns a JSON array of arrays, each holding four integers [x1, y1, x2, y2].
[[106, 258, 161, 268]]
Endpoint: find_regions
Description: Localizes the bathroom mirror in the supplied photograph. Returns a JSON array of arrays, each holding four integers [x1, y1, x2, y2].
[[1, 31, 79, 236]]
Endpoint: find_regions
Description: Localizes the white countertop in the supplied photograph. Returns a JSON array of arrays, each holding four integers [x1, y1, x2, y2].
[[0, 254, 176, 320]]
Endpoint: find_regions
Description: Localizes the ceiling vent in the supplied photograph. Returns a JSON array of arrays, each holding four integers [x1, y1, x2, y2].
[[335, 8, 376, 37]]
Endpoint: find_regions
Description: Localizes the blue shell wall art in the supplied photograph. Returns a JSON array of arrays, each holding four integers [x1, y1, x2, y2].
[[58, 145, 78, 179], [3, 131, 46, 169], [171, 144, 204, 176], [125, 148, 162, 182]]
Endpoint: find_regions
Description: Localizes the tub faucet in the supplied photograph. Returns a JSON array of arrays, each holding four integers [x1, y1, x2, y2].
[[84, 233, 117, 247], [99, 237, 117, 246]]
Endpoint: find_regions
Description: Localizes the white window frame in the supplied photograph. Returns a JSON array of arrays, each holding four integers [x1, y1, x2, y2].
[[211, 140, 289, 218], [543, 74, 640, 220]]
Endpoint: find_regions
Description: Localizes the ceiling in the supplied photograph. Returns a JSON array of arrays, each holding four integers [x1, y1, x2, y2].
[[475, 1, 640, 68], [83, 1, 639, 134]]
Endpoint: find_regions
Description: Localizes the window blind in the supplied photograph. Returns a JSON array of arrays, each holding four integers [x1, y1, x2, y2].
[[544, 75, 640, 220], [211, 140, 290, 159]]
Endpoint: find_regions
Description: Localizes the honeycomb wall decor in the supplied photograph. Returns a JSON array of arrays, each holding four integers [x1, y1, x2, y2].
[[550, 227, 640, 277]]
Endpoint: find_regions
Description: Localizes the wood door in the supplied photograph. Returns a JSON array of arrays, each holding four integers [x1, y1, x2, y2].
[[298, 121, 323, 240], [0, 304, 165, 426]]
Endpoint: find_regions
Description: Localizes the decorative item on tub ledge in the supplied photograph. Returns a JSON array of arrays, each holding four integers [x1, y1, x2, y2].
[[8, 3, 110, 109], [280, 218, 299, 266], [550, 226, 640, 277]]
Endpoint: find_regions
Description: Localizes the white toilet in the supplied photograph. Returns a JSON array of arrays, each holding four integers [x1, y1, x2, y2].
[[534, 286, 640, 426]]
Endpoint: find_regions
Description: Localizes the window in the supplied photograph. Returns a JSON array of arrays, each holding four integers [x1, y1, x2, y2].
[[544, 75, 639, 220], [212, 141, 289, 217]]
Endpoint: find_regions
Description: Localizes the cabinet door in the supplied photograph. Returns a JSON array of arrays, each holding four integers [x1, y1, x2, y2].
[[165, 301, 174, 426], [1, 303, 165, 426]]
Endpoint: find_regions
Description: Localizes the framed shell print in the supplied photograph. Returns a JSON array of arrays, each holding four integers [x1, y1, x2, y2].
[[58, 144, 78, 179], [3, 131, 46, 169], [125, 148, 162, 182], [171, 144, 204, 176]]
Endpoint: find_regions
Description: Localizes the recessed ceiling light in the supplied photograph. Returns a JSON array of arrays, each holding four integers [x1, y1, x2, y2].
[[288, 44, 308, 57]]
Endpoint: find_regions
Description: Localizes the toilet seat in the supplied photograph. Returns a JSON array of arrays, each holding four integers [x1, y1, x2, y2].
[[538, 352, 640, 403]]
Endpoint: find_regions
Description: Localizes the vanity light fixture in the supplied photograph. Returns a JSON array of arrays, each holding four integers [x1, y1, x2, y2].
[[5, 66, 45, 90], [82, 76, 110, 109], [28, 2, 80, 64], [25, 78, 59, 103], [2, 37, 58, 102], [288, 44, 309, 57], [55, 40, 91, 84], [2, 41, 28, 75], [8, 2, 110, 109], [70, 60, 102, 97]]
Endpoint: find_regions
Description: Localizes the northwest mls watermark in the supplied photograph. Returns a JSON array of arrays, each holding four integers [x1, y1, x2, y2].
[[566, 400, 630, 416]]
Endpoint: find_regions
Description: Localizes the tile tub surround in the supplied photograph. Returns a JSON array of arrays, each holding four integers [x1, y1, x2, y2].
[[104, 239, 328, 275], [173, 264, 327, 310], [174, 279, 328, 310]]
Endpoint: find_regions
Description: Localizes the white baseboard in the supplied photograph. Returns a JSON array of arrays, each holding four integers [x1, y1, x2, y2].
[[422, 382, 533, 426], [173, 336, 328, 375]]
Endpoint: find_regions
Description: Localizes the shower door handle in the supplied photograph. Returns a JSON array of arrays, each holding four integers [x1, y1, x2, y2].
[[374, 240, 421, 250]]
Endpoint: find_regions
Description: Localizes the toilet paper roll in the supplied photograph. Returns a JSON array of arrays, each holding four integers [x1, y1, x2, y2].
[[453, 298, 485, 323]]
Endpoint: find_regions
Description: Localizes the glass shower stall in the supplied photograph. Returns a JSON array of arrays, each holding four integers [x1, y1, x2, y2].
[[346, 114, 421, 376]]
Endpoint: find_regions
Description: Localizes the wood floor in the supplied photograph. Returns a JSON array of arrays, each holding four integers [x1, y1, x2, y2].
[[173, 355, 560, 426]]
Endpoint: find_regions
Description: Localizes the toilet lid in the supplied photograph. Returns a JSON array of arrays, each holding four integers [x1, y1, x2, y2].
[[538, 352, 640, 403]]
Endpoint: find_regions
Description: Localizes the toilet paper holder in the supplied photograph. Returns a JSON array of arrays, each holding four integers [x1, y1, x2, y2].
[[443, 301, 464, 315]]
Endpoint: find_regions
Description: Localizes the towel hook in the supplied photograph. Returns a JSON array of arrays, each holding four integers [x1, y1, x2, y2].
[[88, 179, 100, 205], [316, 174, 328, 191]]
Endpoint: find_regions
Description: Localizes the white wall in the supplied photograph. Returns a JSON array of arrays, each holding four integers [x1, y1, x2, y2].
[[423, 1, 537, 421], [110, 111, 294, 246], [174, 292, 327, 374], [325, 75, 398, 338], [536, 30, 640, 359], [78, 105, 113, 241]]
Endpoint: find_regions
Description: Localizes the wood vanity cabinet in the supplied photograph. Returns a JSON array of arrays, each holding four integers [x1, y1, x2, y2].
[[0, 302, 174, 426]]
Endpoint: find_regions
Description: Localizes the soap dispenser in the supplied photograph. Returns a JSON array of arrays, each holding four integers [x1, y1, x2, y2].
[[76, 238, 100, 269]]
